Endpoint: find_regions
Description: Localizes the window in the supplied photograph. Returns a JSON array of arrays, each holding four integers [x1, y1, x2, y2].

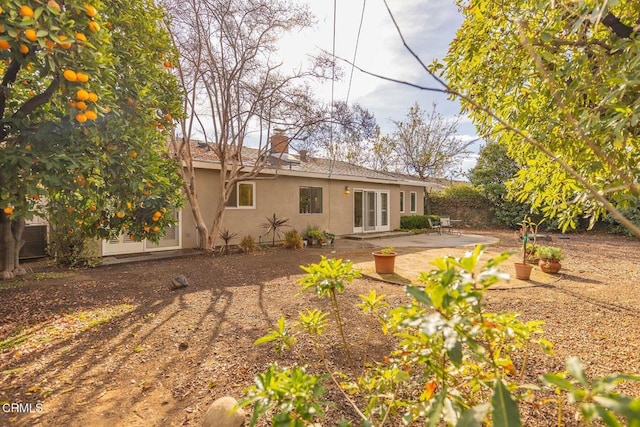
[[299, 186, 323, 214], [226, 182, 255, 208], [400, 191, 405, 213], [410, 191, 417, 213]]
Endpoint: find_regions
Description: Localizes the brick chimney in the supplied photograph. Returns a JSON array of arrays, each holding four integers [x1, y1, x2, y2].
[[299, 149, 308, 161], [270, 129, 289, 154]]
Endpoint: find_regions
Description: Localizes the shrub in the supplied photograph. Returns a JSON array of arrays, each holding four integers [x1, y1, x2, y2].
[[283, 230, 303, 249], [239, 235, 257, 253], [400, 214, 439, 230]]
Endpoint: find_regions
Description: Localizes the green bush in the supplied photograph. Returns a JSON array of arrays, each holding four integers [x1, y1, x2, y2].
[[400, 214, 439, 230]]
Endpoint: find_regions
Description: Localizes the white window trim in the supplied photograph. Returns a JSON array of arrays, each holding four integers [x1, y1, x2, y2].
[[410, 191, 417, 213], [227, 181, 256, 209]]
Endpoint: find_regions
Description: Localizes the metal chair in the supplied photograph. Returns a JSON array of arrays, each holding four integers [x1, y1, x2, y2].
[[440, 217, 453, 234], [427, 218, 442, 235]]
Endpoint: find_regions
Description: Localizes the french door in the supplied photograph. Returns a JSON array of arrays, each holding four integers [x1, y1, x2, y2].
[[352, 190, 390, 233]]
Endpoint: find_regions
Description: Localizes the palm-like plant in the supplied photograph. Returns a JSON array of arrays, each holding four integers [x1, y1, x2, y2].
[[261, 213, 290, 247]]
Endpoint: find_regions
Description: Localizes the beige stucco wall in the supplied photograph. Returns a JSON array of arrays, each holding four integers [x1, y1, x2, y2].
[[181, 166, 425, 249]]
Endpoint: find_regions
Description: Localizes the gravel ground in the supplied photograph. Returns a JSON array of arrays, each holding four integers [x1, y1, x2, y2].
[[0, 229, 639, 426]]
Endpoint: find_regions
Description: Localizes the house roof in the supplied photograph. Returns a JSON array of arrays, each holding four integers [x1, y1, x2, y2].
[[188, 142, 446, 191]]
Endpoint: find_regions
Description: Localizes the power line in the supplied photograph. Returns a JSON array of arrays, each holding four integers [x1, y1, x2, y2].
[[346, 0, 367, 104]]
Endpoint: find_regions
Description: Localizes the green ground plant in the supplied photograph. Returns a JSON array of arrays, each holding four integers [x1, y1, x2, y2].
[[242, 247, 640, 426]]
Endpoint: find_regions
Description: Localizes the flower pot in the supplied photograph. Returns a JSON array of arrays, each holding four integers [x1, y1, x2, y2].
[[373, 252, 396, 274], [539, 258, 561, 274], [514, 262, 533, 280]]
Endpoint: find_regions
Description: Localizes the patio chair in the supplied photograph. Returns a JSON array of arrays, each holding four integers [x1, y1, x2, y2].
[[427, 218, 442, 235], [440, 217, 453, 234]]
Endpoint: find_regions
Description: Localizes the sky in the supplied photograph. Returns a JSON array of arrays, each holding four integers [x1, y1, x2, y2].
[[279, 0, 481, 176]]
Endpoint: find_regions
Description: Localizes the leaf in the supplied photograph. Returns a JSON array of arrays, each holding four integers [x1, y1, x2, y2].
[[491, 379, 522, 427], [406, 285, 432, 305], [456, 402, 491, 427], [566, 356, 588, 386]]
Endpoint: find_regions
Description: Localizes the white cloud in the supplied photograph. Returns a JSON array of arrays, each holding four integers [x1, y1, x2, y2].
[[281, 1, 481, 167]]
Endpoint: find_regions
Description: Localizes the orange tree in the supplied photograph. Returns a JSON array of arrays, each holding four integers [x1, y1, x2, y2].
[[0, 0, 183, 278]]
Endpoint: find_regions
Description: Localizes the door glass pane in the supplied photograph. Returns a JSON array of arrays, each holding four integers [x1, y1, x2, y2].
[[381, 193, 388, 226], [366, 191, 376, 230], [354, 191, 363, 228]]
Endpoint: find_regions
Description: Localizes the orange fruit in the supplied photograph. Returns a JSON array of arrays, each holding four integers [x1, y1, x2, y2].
[[129, 150, 138, 159], [85, 110, 97, 120], [20, 5, 35, 18], [76, 101, 88, 110], [3, 206, 14, 215], [84, 4, 98, 17], [89, 204, 97, 212], [143, 226, 150, 232], [0, 40, 10, 50], [163, 61, 173, 68], [57, 35, 72, 49], [152, 226, 161, 232], [48, 0, 61, 12], [76, 72, 89, 82], [68, 100, 77, 108], [63, 69, 77, 82], [75, 32, 87, 43], [76, 89, 89, 100], [88, 21, 100, 33], [75, 113, 87, 123], [116, 211, 125, 218], [87, 92, 98, 102], [24, 29, 37, 42], [67, 206, 75, 214], [45, 39, 55, 50], [19, 44, 29, 54]]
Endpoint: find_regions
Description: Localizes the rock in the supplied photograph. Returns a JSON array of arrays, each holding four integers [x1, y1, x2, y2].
[[202, 396, 245, 427], [171, 274, 189, 290]]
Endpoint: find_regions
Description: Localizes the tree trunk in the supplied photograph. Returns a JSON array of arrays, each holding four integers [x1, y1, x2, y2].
[[181, 178, 209, 250], [1, 213, 15, 280], [13, 217, 27, 276], [207, 201, 227, 252]]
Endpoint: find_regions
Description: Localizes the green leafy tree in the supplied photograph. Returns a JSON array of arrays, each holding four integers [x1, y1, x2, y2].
[[469, 140, 531, 227], [445, 0, 640, 237], [0, 0, 183, 278]]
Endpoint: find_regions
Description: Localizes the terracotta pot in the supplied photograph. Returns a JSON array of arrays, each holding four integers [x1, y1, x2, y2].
[[373, 252, 396, 274], [539, 258, 562, 274], [514, 262, 533, 280]]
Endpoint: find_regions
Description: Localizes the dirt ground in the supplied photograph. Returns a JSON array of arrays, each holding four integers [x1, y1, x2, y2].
[[1, 229, 639, 426]]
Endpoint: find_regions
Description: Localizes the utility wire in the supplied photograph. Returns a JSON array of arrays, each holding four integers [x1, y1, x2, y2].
[[346, 0, 367, 104]]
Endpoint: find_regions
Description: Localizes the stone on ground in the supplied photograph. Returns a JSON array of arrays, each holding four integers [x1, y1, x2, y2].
[[202, 396, 245, 427]]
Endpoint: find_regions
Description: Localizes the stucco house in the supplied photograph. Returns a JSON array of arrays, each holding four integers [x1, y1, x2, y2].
[[101, 133, 444, 256]]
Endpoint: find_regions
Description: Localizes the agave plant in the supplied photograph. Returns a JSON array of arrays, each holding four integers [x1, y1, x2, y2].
[[261, 213, 290, 247]]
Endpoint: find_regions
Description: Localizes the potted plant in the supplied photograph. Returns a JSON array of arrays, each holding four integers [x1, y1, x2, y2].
[[306, 229, 323, 246], [372, 246, 397, 274], [322, 231, 335, 246], [536, 245, 564, 273], [514, 217, 534, 280]]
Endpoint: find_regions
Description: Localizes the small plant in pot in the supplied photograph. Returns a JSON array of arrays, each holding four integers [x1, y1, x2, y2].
[[305, 229, 323, 246], [536, 245, 564, 273], [514, 217, 534, 280], [372, 246, 397, 274]]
